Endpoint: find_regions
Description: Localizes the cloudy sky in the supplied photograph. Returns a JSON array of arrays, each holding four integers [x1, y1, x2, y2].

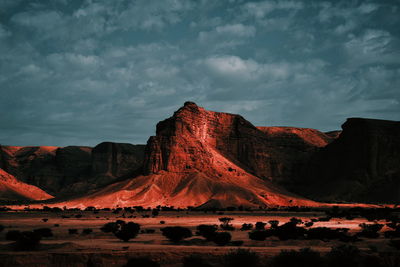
[[0, 0, 399, 146]]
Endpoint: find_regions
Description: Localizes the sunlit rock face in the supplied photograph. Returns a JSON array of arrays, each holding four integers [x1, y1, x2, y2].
[[0, 142, 145, 198], [144, 101, 334, 184], [60, 102, 319, 208], [0, 168, 53, 202], [299, 118, 400, 203]]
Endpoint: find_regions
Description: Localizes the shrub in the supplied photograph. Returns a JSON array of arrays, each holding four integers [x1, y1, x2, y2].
[[219, 217, 234, 230], [196, 225, 218, 241], [249, 230, 271, 241], [159, 221, 165, 224], [33, 228, 53, 238], [290, 217, 303, 225], [304, 222, 314, 227], [269, 248, 324, 267], [255, 222, 266, 230], [6, 230, 21, 241], [231, 240, 244, 246], [306, 227, 347, 241], [114, 222, 140, 242], [151, 209, 159, 217], [82, 228, 93, 235], [213, 232, 231, 246], [358, 223, 383, 238], [274, 221, 306, 240], [42, 218, 48, 222], [161, 226, 192, 243], [389, 239, 400, 250], [326, 245, 360, 267], [183, 255, 213, 267], [14, 231, 42, 251], [68, 229, 78, 235], [123, 257, 160, 267], [268, 220, 279, 228], [223, 249, 260, 267], [101, 222, 120, 233], [240, 223, 253, 231]]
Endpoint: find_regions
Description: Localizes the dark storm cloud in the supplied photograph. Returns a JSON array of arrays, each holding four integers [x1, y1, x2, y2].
[[0, 0, 399, 146]]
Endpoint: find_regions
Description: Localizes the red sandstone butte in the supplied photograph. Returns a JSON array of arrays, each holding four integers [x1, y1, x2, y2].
[[61, 102, 319, 208]]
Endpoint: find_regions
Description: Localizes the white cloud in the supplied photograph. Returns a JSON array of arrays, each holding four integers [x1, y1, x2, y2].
[[215, 24, 256, 37], [243, 0, 303, 19]]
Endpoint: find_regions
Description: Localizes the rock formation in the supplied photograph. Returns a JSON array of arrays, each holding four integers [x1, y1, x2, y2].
[[61, 102, 319, 208], [0, 102, 398, 207], [0, 142, 145, 198], [0, 168, 53, 202], [298, 118, 400, 203]]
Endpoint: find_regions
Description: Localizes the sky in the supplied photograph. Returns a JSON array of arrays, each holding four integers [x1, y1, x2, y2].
[[0, 0, 399, 147]]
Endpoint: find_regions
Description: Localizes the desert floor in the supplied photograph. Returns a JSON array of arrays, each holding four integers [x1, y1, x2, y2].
[[0, 210, 398, 266]]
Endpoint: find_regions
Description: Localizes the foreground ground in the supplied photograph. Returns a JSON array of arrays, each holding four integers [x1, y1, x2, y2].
[[0, 210, 399, 266]]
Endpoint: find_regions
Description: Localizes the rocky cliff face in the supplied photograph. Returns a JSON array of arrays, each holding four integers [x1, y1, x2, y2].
[[91, 142, 145, 185], [0, 168, 53, 202], [144, 102, 334, 185], [0, 142, 145, 199], [60, 102, 319, 208], [298, 118, 400, 203], [1, 102, 398, 207]]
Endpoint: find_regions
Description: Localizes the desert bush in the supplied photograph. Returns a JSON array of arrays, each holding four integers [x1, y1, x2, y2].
[[358, 223, 383, 238], [326, 245, 360, 267], [274, 221, 306, 240], [82, 228, 93, 235], [42, 218, 48, 222], [231, 240, 244, 246], [123, 257, 160, 267], [268, 220, 279, 228], [268, 248, 324, 267], [101, 222, 119, 233], [33, 228, 53, 238], [159, 220, 165, 224], [6, 230, 21, 241], [114, 222, 140, 242], [151, 209, 159, 217], [304, 221, 314, 227], [290, 217, 303, 225], [196, 224, 218, 241], [183, 255, 213, 267], [249, 230, 272, 241], [255, 222, 266, 230], [389, 239, 400, 250], [68, 229, 78, 235], [240, 223, 253, 231], [222, 249, 260, 267], [161, 226, 192, 243], [219, 217, 234, 230], [212, 232, 231, 246], [306, 227, 347, 241], [14, 231, 42, 251]]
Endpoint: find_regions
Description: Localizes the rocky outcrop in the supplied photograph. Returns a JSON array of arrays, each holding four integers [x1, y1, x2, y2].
[[0, 168, 53, 202], [91, 142, 145, 185], [62, 102, 319, 208], [0, 142, 145, 200], [298, 118, 400, 203], [144, 102, 335, 185]]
